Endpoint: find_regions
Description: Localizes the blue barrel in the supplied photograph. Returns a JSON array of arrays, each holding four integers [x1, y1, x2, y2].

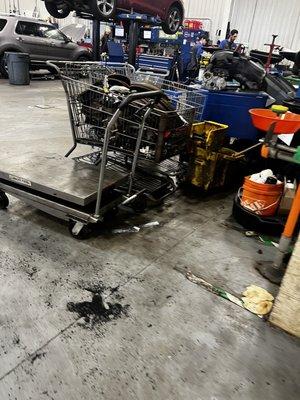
[[5, 52, 30, 85]]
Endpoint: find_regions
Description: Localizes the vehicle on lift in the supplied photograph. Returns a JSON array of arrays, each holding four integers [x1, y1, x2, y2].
[[0, 14, 92, 77], [42, 0, 184, 34]]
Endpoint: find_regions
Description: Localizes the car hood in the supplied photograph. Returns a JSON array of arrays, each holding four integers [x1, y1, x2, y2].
[[60, 23, 87, 43]]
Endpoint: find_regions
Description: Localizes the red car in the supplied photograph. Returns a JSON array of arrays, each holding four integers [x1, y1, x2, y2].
[[43, 0, 184, 34]]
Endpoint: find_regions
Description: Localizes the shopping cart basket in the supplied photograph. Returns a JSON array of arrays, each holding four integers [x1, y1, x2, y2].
[[48, 60, 135, 82], [49, 61, 196, 163], [132, 72, 206, 121]]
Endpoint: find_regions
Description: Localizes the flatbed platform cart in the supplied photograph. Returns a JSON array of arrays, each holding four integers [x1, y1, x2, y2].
[[0, 62, 195, 238]]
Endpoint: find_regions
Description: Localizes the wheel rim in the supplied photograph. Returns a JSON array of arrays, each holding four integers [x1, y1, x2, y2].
[[52, 1, 69, 15], [97, 0, 115, 16], [168, 9, 181, 32], [58, 3, 69, 15]]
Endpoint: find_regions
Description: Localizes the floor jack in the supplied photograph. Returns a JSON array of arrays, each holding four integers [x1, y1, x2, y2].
[[250, 105, 300, 284]]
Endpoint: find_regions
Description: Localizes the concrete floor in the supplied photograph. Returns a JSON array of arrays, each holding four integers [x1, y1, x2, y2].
[[0, 79, 299, 400]]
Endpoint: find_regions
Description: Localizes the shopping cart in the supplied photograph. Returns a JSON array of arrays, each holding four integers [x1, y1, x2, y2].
[[48, 61, 196, 163], [0, 61, 197, 238], [56, 61, 196, 209]]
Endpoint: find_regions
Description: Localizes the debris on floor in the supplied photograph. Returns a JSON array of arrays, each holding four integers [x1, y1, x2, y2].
[[258, 235, 279, 247], [242, 285, 274, 315], [67, 288, 129, 328], [30, 352, 46, 364], [34, 104, 55, 109], [221, 219, 258, 238], [175, 268, 274, 318], [111, 221, 160, 234], [258, 235, 294, 253]]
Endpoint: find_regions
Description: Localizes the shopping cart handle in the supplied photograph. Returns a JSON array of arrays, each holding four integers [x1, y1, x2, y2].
[[46, 60, 64, 75], [118, 90, 164, 111]]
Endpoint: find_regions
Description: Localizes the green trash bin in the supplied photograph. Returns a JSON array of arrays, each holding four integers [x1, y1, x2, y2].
[[5, 52, 30, 85]]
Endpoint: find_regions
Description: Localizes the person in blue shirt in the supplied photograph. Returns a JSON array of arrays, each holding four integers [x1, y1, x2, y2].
[[194, 35, 208, 59], [187, 35, 208, 81], [219, 29, 238, 51]]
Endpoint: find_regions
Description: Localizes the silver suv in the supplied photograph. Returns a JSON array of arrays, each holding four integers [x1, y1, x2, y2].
[[0, 14, 92, 76]]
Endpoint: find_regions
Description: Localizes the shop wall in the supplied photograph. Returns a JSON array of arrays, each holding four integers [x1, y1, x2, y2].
[[182, 0, 229, 42], [0, 0, 48, 17], [230, 0, 300, 51], [184, 0, 300, 51]]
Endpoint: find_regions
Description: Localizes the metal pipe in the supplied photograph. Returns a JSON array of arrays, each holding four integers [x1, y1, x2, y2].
[[127, 107, 153, 195], [269, 149, 296, 163], [233, 142, 262, 157], [94, 109, 122, 217], [273, 184, 300, 269], [274, 143, 297, 154]]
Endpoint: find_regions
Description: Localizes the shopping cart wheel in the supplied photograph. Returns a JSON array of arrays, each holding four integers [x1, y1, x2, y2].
[[0, 191, 9, 210], [104, 207, 119, 221], [68, 221, 93, 240], [131, 194, 148, 213]]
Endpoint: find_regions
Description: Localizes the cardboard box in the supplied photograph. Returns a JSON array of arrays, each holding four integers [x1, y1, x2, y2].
[[279, 181, 297, 215]]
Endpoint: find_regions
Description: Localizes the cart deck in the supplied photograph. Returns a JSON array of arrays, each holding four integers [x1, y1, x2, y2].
[[0, 152, 128, 207]]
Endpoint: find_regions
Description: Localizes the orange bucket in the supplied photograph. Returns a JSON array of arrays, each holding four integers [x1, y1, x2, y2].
[[240, 176, 284, 216]]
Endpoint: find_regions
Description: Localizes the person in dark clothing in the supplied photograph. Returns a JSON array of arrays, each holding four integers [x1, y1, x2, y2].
[[100, 26, 112, 55], [187, 35, 208, 81], [292, 51, 300, 76], [219, 29, 238, 51]]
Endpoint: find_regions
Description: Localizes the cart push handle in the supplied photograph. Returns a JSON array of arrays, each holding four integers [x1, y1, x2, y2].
[[118, 90, 166, 111], [94, 90, 165, 218]]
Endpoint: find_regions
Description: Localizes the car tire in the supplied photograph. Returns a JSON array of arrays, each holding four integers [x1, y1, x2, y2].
[[0, 191, 9, 210], [44, 1, 71, 19], [0, 53, 8, 78], [88, 0, 116, 20], [162, 4, 183, 35]]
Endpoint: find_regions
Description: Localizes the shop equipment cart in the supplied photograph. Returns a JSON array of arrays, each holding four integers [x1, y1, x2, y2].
[[0, 62, 196, 238]]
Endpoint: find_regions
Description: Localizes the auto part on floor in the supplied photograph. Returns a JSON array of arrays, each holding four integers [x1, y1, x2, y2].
[[188, 121, 244, 191]]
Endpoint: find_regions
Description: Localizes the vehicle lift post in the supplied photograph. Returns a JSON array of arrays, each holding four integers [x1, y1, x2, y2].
[[92, 19, 101, 61], [128, 20, 139, 66]]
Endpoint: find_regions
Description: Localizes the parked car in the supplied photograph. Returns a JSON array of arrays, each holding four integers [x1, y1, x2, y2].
[[0, 14, 92, 77], [42, 0, 184, 34]]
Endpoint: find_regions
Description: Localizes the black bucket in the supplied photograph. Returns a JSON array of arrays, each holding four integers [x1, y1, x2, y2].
[[5, 52, 30, 85]]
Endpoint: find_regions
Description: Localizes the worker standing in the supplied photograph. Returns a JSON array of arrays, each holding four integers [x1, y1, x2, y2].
[[187, 35, 208, 81], [100, 26, 112, 56], [219, 29, 238, 51]]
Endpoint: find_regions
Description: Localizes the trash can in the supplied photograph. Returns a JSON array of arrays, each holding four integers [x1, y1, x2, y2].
[[5, 52, 30, 85]]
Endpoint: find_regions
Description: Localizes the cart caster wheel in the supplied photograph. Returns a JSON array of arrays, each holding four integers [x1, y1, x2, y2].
[[104, 207, 119, 221], [68, 221, 93, 240], [131, 195, 148, 213], [0, 192, 9, 210]]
